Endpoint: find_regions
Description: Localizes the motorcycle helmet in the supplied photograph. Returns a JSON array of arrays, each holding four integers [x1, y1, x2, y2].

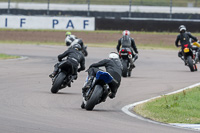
[[77, 39, 83, 45], [179, 25, 186, 32], [72, 43, 81, 51], [109, 52, 119, 59], [66, 31, 71, 36], [122, 30, 130, 36]]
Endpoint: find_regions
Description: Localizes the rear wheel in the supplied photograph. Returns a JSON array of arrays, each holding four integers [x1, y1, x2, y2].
[[51, 72, 66, 93], [122, 60, 128, 77], [85, 85, 103, 111], [187, 56, 195, 72], [128, 70, 132, 77], [194, 64, 198, 71]]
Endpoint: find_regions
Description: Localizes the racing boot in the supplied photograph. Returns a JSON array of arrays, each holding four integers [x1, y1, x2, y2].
[[72, 74, 78, 80], [82, 76, 94, 97], [49, 64, 59, 78], [108, 92, 116, 99], [179, 56, 187, 65], [49, 71, 57, 78], [67, 82, 71, 87], [81, 101, 85, 109], [181, 56, 184, 61], [130, 63, 135, 70], [67, 75, 75, 87]]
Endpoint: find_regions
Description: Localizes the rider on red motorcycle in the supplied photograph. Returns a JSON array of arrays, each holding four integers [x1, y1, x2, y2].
[[116, 30, 138, 69]]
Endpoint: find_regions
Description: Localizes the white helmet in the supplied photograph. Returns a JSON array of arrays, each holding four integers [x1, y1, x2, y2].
[[122, 30, 130, 36], [179, 25, 186, 32], [109, 52, 119, 59]]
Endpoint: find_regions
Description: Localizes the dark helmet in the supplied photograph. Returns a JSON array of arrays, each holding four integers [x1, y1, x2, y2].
[[179, 25, 186, 32], [77, 39, 83, 45], [72, 43, 81, 50]]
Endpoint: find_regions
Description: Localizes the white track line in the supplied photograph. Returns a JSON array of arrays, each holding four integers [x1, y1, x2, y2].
[[122, 82, 200, 131]]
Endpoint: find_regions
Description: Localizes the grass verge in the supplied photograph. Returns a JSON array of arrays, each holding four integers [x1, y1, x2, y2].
[[0, 53, 20, 59], [134, 86, 200, 124]]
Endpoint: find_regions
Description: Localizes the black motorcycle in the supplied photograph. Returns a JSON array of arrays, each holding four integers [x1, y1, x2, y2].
[[81, 71, 113, 111], [182, 44, 198, 72], [119, 47, 137, 77], [50, 60, 76, 93]]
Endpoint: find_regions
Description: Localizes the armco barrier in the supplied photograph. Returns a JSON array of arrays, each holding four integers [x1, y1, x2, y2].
[[95, 18, 200, 32]]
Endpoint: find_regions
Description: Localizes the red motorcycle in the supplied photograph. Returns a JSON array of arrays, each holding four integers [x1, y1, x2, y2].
[[119, 48, 137, 77]]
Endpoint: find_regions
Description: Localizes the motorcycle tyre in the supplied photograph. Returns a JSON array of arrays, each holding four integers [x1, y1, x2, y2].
[[128, 70, 132, 77], [194, 64, 198, 71], [85, 85, 103, 111], [122, 60, 128, 77], [51, 72, 66, 93], [187, 56, 195, 72]]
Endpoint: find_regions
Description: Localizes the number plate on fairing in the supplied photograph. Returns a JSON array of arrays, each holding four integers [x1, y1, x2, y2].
[[121, 53, 128, 55], [184, 48, 189, 53]]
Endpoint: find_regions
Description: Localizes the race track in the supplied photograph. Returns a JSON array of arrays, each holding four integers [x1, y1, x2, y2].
[[0, 44, 199, 133]]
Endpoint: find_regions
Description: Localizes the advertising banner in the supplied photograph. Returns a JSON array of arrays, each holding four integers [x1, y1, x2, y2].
[[0, 15, 95, 31]]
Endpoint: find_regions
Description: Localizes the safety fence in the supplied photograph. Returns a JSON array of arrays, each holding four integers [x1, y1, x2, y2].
[[0, 0, 200, 19], [1, 0, 200, 6]]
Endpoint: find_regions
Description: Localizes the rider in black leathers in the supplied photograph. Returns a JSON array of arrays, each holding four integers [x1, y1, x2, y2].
[[175, 25, 198, 61], [49, 44, 85, 86], [116, 30, 138, 68], [65, 31, 88, 57], [82, 52, 122, 99], [71, 38, 88, 57]]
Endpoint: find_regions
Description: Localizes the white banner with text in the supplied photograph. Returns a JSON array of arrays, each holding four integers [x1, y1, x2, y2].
[[0, 15, 95, 31]]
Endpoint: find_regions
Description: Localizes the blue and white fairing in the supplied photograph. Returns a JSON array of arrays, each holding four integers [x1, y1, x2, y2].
[[96, 71, 113, 84]]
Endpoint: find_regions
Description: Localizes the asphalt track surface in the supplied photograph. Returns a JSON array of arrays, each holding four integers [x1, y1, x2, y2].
[[0, 44, 199, 133]]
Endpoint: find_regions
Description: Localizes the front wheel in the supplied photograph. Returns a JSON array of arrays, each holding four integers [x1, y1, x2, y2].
[[51, 72, 66, 93], [187, 56, 195, 72], [85, 85, 103, 111]]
